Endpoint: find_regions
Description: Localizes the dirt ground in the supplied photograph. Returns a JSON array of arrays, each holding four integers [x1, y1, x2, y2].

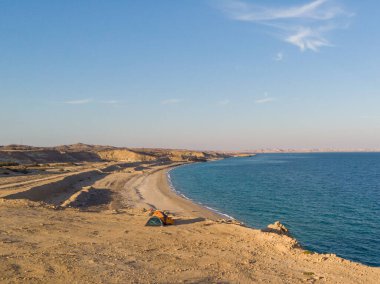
[[0, 162, 379, 283]]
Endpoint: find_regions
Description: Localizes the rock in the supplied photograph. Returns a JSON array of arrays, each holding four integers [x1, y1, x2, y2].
[[216, 219, 244, 226], [266, 221, 291, 236]]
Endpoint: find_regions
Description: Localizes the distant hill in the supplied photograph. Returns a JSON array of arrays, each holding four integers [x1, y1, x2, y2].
[[0, 144, 253, 165]]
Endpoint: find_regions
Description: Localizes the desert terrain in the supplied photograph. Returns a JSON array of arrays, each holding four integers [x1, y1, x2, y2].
[[0, 144, 379, 283]]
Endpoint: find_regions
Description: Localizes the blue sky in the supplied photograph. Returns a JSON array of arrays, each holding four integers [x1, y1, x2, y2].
[[1, 0, 379, 150]]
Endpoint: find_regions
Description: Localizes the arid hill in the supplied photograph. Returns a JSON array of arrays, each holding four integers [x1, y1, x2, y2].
[[0, 144, 253, 165]]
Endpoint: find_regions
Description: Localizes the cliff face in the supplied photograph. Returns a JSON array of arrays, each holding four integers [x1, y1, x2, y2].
[[0, 144, 253, 164], [164, 151, 219, 162], [0, 150, 101, 164], [0, 144, 108, 164], [96, 149, 157, 162], [129, 149, 231, 162], [96, 149, 222, 162]]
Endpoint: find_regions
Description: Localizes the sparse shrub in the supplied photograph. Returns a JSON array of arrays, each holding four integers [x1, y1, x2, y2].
[[0, 162, 19, 167], [10, 168, 29, 174]]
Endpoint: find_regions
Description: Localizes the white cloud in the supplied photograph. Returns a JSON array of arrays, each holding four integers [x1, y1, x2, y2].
[[63, 99, 123, 105], [286, 26, 332, 51], [64, 99, 92, 105], [255, 97, 275, 104], [274, 52, 284, 61], [220, 0, 352, 52], [218, 99, 230, 105], [225, 0, 341, 22], [161, 98, 181, 105]]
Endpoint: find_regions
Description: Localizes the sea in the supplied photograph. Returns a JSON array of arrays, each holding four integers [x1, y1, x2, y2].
[[168, 153, 380, 267]]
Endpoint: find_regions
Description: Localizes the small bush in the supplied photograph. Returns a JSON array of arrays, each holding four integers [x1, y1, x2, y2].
[[0, 162, 19, 167], [10, 168, 29, 174]]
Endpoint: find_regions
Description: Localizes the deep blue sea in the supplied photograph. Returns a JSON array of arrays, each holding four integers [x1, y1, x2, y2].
[[169, 153, 380, 267]]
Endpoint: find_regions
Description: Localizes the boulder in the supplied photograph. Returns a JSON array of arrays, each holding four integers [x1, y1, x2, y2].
[[266, 221, 290, 236]]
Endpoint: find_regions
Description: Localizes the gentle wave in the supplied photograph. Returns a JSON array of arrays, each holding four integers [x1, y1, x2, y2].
[[167, 167, 235, 220]]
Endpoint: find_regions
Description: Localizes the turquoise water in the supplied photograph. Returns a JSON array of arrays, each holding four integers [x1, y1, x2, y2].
[[169, 153, 380, 267]]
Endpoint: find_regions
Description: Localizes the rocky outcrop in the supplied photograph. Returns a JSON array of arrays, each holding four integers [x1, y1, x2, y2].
[[97, 149, 157, 162], [264, 221, 291, 236]]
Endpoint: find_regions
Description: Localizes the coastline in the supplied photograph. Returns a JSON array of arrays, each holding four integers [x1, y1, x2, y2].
[[128, 163, 380, 281], [155, 161, 380, 267], [166, 165, 236, 220], [126, 162, 224, 220], [1, 160, 379, 283]]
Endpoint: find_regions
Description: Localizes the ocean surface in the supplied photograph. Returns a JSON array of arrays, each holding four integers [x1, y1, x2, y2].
[[169, 153, 380, 267]]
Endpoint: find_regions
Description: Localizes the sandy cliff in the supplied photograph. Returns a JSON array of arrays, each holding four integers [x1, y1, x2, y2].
[[97, 149, 157, 162], [0, 144, 249, 164]]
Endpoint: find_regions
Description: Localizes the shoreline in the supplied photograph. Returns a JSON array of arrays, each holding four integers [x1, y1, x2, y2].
[[132, 162, 223, 220], [166, 165, 236, 220], [1, 160, 380, 282], [153, 160, 379, 268]]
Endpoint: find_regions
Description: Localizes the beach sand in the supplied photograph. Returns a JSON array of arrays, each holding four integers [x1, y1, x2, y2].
[[1, 161, 379, 283]]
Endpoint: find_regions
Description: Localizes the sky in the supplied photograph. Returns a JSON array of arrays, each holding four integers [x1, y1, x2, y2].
[[1, 0, 380, 150]]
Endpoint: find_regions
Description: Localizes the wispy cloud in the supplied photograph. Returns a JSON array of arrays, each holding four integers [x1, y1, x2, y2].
[[285, 25, 333, 51], [224, 0, 341, 21], [161, 98, 182, 105], [220, 0, 352, 52], [255, 93, 275, 104], [63, 99, 124, 106], [274, 52, 284, 61], [255, 97, 275, 104], [218, 99, 230, 105], [64, 99, 92, 105]]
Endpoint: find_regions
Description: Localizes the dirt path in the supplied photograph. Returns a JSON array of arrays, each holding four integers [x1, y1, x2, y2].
[[0, 172, 73, 191]]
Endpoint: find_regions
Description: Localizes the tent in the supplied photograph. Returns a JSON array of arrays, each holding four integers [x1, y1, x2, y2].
[[145, 210, 174, 226], [145, 216, 164, 226]]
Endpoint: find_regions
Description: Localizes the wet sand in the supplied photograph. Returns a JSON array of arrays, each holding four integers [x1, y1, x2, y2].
[[121, 163, 222, 220]]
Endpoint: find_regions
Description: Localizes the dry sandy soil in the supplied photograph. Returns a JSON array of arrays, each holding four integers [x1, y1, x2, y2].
[[0, 161, 379, 283]]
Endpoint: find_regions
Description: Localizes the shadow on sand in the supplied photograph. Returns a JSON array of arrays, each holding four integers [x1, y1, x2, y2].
[[175, 217, 206, 226], [71, 188, 113, 208]]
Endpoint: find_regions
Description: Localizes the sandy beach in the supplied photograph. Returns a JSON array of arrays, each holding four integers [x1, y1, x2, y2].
[[1, 160, 379, 283]]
